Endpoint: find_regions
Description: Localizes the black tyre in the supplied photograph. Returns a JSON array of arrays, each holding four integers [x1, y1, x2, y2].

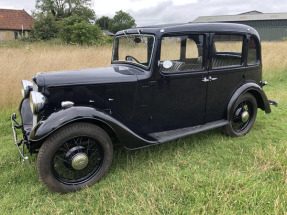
[[37, 122, 113, 193], [224, 93, 257, 137]]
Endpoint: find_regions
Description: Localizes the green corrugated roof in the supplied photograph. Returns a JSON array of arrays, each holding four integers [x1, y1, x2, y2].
[[193, 12, 287, 23]]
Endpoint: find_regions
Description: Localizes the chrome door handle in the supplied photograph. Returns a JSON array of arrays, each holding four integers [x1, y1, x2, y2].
[[202, 77, 209, 82], [209, 76, 217, 81]]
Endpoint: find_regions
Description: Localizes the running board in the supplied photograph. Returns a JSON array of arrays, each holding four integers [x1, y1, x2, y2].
[[148, 120, 228, 143]]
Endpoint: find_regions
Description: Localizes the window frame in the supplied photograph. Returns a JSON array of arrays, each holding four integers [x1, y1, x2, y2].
[[111, 34, 156, 70], [247, 35, 260, 66], [211, 34, 246, 70]]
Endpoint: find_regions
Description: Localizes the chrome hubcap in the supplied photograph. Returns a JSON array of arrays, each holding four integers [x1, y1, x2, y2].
[[241, 111, 249, 123], [71, 153, 89, 170]]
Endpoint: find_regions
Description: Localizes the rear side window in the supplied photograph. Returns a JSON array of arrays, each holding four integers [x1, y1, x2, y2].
[[212, 35, 244, 68], [160, 35, 204, 73], [247, 36, 259, 65]]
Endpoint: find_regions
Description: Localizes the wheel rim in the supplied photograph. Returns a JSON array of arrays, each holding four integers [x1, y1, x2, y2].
[[231, 100, 253, 133], [52, 136, 104, 185]]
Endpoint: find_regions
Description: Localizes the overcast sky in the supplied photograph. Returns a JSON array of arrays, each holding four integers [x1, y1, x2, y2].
[[1, 0, 287, 26]]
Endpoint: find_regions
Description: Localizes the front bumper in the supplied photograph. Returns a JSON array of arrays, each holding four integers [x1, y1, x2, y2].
[[11, 98, 34, 163], [11, 113, 29, 163]]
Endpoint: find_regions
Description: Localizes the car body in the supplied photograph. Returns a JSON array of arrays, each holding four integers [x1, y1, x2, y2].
[[11, 23, 277, 193]]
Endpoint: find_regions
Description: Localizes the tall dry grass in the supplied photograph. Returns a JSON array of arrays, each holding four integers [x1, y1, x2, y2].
[[0, 41, 286, 108], [261, 41, 287, 81], [0, 43, 112, 108]]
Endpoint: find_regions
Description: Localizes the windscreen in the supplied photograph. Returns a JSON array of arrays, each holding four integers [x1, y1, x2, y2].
[[112, 35, 154, 68]]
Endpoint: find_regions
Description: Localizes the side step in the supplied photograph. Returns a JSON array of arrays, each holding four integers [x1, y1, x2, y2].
[[148, 120, 228, 143]]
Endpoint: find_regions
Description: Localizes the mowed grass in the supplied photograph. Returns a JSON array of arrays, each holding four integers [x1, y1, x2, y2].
[[0, 40, 287, 214]]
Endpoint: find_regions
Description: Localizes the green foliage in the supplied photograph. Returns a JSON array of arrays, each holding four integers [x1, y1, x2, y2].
[[35, 0, 95, 21], [108, 10, 136, 33], [59, 15, 102, 45], [96, 16, 111, 30], [31, 0, 97, 42], [30, 13, 60, 40]]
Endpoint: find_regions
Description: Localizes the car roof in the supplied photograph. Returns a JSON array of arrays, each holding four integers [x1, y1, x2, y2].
[[115, 22, 260, 40]]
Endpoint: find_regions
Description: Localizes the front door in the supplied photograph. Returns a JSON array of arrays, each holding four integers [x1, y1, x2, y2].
[[151, 34, 208, 132]]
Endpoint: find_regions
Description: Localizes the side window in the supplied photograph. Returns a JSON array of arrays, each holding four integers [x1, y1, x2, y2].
[[186, 38, 199, 58], [160, 37, 181, 61], [247, 36, 259, 65], [212, 35, 243, 68], [160, 35, 204, 73]]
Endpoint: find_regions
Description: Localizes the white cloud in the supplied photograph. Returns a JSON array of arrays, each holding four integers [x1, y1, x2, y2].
[[0, 0, 34, 13], [94, 0, 198, 17], [94, 0, 170, 17], [173, 0, 197, 5]]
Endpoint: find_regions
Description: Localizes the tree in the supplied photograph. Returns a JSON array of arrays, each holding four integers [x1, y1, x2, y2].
[[31, 0, 96, 40], [108, 10, 136, 33], [96, 16, 111, 30], [35, 0, 95, 21], [59, 15, 102, 45], [30, 13, 60, 40]]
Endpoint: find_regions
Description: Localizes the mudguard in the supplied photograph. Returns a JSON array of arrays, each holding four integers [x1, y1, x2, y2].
[[227, 82, 271, 121], [30, 106, 158, 149]]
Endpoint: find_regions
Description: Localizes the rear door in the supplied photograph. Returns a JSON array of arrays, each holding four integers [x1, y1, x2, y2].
[[205, 34, 246, 122]]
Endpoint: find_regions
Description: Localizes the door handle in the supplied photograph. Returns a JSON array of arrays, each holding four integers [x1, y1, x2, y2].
[[209, 76, 217, 81], [202, 77, 209, 82], [202, 76, 217, 83]]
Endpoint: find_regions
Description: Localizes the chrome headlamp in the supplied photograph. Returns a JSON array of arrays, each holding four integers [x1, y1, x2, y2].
[[29, 91, 46, 114], [21, 80, 33, 98]]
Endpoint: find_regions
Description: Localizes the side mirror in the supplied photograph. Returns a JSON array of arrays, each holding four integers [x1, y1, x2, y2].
[[134, 37, 141, 43]]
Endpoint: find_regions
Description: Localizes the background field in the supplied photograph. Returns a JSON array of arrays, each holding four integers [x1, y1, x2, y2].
[[0, 41, 286, 214]]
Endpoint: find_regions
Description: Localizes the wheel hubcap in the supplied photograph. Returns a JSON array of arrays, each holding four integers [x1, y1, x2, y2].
[[71, 153, 89, 170], [241, 111, 249, 123], [52, 136, 104, 185]]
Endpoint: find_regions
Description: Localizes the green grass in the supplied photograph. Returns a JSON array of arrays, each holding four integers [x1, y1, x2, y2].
[[1, 84, 286, 214], [1, 66, 287, 214]]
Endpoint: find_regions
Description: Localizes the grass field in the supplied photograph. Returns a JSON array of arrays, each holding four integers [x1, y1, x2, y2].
[[0, 41, 287, 214]]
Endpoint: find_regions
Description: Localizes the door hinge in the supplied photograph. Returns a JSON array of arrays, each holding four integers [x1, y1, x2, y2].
[[149, 81, 157, 87]]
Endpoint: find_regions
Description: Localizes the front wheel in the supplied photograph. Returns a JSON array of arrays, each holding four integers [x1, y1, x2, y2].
[[224, 93, 257, 137], [37, 122, 113, 193]]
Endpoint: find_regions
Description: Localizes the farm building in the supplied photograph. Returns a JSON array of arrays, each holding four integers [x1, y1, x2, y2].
[[101, 30, 115, 37], [0, 9, 34, 41], [193, 11, 287, 41]]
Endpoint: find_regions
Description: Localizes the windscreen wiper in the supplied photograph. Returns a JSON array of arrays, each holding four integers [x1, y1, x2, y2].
[[137, 29, 147, 47], [123, 30, 134, 47]]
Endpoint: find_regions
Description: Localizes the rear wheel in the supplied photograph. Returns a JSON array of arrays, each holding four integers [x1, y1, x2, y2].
[[224, 93, 257, 137], [37, 122, 113, 193]]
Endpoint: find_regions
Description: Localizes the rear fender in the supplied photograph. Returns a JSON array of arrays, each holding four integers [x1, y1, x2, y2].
[[227, 82, 271, 121], [30, 106, 158, 149]]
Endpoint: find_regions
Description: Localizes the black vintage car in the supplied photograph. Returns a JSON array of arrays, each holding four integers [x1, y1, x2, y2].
[[12, 23, 277, 193]]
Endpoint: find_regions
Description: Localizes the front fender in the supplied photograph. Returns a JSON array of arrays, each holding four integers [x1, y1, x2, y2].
[[30, 106, 158, 149], [227, 82, 271, 121]]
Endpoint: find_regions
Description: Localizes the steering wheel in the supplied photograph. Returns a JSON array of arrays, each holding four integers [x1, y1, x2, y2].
[[125, 55, 140, 64]]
